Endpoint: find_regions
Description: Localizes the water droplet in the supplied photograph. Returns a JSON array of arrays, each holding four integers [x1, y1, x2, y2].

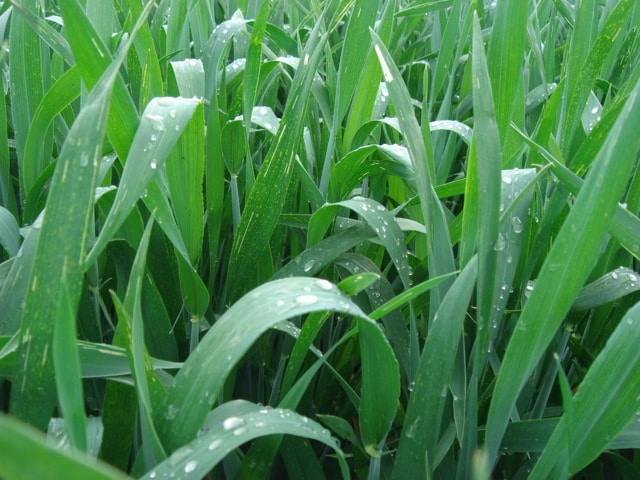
[[511, 216, 523, 233], [591, 107, 599, 114], [223, 417, 245, 431], [184, 460, 198, 473], [303, 53, 310, 65], [165, 404, 179, 420], [316, 279, 332, 291], [303, 259, 316, 272], [149, 471, 157, 479], [169, 109, 177, 119], [264, 122, 273, 131], [233, 427, 247, 436], [494, 233, 506, 251], [502, 175, 512, 185], [408, 381, 415, 392], [208, 438, 223, 451], [150, 161, 158, 170], [405, 416, 421, 438], [259, 107, 268, 115], [146, 113, 166, 132], [79, 152, 89, 167], [295, 294, 318, 306], [276, 300, 285, 307]]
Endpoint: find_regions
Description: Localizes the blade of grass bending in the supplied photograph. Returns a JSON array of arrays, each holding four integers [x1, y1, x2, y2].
[[226, 10, 330, 303], [531, 300, 640, 476], [10, 3, 154, 431], [371, 29, 455, 315], [391, 257, 478, 479], [22, 66, 81, 197], [484, 78, 640, 466], [0, 413, 126, 480], [155, 276, 395, 453], [142, 402, 350, 480]]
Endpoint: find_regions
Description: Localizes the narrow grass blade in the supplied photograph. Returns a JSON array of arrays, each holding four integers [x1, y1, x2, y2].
[[143, 402, 350, 480], [371, 29, 455, 311], [470, 13, 501, 364], [486, 0, 528, 154], [392, 257, 477, 479], [10, 0, 51, 197], [0, 413, 126, 480], [572, 267, 640, 311], [531, 300, 640, 476], [10, 5, 152, 430], [53, 276, 87, 452], [484, 78, 640, 465]]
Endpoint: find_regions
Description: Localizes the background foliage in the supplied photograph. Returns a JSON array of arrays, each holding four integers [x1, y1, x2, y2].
[[1, 0, 640, 478]]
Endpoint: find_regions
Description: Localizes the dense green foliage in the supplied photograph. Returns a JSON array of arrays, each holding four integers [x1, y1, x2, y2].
[[1, 0, 640, 478]]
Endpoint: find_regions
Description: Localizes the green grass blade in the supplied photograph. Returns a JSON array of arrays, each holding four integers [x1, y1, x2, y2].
[[22, 66, 81, 197], [53, 275, 87, 452], [470, 12, 501, 365], [485, 0, 528, 156], [0, 413, 126, 480], [10, 0, 51, 199], [370, 29, 455, 312], [484, 76, 640, 465]]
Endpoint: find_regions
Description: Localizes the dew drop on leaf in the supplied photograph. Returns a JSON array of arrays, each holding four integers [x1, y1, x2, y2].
[[295, 294, 319, 306], [222, 417, 245, 431], [184, 460, 198, 473]]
